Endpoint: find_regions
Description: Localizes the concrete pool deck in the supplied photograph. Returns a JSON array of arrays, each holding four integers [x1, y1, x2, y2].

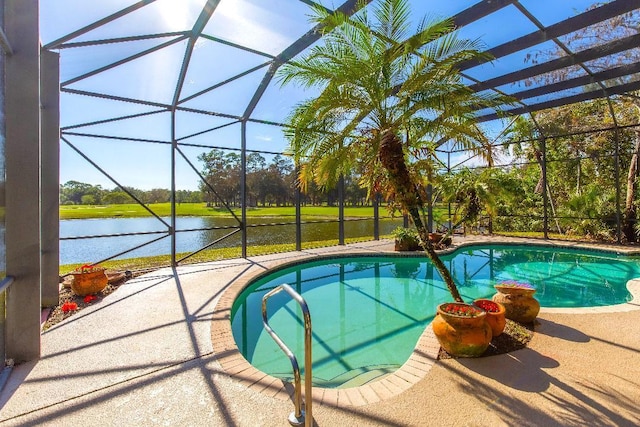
[[1, 236, 639, 426]]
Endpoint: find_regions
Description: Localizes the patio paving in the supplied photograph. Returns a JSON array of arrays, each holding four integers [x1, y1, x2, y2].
[[0, 237, 639, 426]]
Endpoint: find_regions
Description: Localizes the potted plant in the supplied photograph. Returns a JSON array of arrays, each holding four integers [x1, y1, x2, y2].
[[431, 302, 492, 357], [473, 298, 506, 336], [492, 281, 540, 323], [428, 232, 452, 248], [391, 227, 421, 251], [70, 264, 108, 296]]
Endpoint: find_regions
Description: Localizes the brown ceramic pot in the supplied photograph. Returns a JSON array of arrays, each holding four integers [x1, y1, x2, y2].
[[432, 302, 492, 357], [473, 299, 506, 336], [492, 285, 540, 323], [71, 269, 108, 296]]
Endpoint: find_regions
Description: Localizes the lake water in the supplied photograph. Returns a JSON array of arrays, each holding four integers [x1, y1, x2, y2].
[[60, 216, 404, 265]]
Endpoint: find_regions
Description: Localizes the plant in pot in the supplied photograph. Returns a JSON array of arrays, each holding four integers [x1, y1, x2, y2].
[[279, 0, 510, 357], [473, 298, 506, 336], [392, 227, 420, 251], [431, 302, 493, 357]]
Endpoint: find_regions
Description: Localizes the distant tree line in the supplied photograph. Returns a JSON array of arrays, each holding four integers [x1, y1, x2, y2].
[[60, 150, 369, 207], [198, 149, 368, 207], [59, 181, 204, 205]]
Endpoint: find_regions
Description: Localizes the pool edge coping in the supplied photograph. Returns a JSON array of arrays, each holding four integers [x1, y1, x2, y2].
[[210, 238, 640, 407]]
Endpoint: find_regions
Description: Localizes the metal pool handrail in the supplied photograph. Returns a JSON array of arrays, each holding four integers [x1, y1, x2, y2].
[[0, 276, 15, 294], [261, 284, 312, 427]]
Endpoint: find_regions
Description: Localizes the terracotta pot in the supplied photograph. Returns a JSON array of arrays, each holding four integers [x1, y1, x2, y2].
[[473, 299, 506, 336], [432, 302, 492, 357], [71, 269, 108, 296], [492, 285, 540, 323]]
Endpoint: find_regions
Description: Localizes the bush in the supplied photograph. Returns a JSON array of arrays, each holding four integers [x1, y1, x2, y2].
[[392, 227, 420, 251]]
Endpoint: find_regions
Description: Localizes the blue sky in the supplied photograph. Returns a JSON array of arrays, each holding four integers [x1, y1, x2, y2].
[[40, 0, 607, 191]]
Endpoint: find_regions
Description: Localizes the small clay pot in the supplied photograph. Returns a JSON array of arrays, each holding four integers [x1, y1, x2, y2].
[[473, 299, 506, 336]]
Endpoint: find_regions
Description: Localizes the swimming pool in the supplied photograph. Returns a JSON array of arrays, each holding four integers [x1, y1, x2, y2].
[[231, 244, 640, 388]]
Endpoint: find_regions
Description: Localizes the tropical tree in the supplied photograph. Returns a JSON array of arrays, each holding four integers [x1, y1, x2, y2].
[[506, 99, 636, 240], [278, 0, 509, 302], [103, 191, 132, 204], [523, 5, 640, 241], [198, 149, 241, 206], [60, 180, 104, 205], [439, 168, 498, 235]]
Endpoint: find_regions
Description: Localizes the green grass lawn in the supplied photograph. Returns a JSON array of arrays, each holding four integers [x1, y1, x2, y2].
[[61, 203, 452, 220], [60, 203, 388, 219], [58, 203, 454, 274], [60, 235, 394, 274]]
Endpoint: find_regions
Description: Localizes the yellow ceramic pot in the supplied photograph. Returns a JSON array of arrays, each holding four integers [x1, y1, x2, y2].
[[473, 299, 506, 336], [432, 302, 492, 358], [492, 285, 540, 323]]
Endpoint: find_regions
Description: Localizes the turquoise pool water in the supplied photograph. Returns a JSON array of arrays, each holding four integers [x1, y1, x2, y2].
[[231, 245, 640, 388]]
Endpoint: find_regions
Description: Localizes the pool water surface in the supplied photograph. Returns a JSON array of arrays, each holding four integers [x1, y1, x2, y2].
[[231, 245, 640, 388]]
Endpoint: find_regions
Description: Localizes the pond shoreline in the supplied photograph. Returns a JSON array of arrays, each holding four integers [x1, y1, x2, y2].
[[60, 203, 409, 220], [59, 215, 404, 270]]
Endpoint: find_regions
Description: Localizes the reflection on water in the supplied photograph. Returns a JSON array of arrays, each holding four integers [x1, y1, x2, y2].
[[232, 256, 444, 388], [440, 245, 640, 307], [59, 216, 404, 264]]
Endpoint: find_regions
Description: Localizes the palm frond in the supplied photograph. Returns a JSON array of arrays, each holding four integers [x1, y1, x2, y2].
[[279, 0, 511, 209], [373, 0, 411, 42]]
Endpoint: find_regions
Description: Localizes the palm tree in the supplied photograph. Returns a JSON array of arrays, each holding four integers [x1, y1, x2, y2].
[[440, 167, 497, 236], [278, 0, 508, 302]]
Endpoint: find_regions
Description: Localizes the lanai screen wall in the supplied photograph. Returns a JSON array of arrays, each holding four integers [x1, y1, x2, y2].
[[40, 0, 640, 269]]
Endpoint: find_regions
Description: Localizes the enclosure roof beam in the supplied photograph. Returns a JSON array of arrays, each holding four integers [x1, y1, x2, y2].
[[469, 33, 640, 93], [61, 35, 189, 87], [61, 88, 173, 109], [179, 62, 272, 105], [451, 0, 516, 27], [476, 79, 640, 123], [199, 34, 276, 59], [297, 0, 333, 15], [458, 1, 640, 71], [508, 61, 640, 102], [44, 0, 158, 50], [172, 0, 221, 107], [56, 32, 189, 49], [242, 0, 371, 120]]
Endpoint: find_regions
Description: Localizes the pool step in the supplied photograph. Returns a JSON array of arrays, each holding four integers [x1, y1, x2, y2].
[[270, 364, 400, 389], [330, 364, 400, 388]]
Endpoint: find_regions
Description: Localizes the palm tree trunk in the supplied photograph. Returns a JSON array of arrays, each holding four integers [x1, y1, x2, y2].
[[534, 150, 562, 234], [379, 130, 463, 302], [623, 128, 640, 242], [623, 100, 640, 242]]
